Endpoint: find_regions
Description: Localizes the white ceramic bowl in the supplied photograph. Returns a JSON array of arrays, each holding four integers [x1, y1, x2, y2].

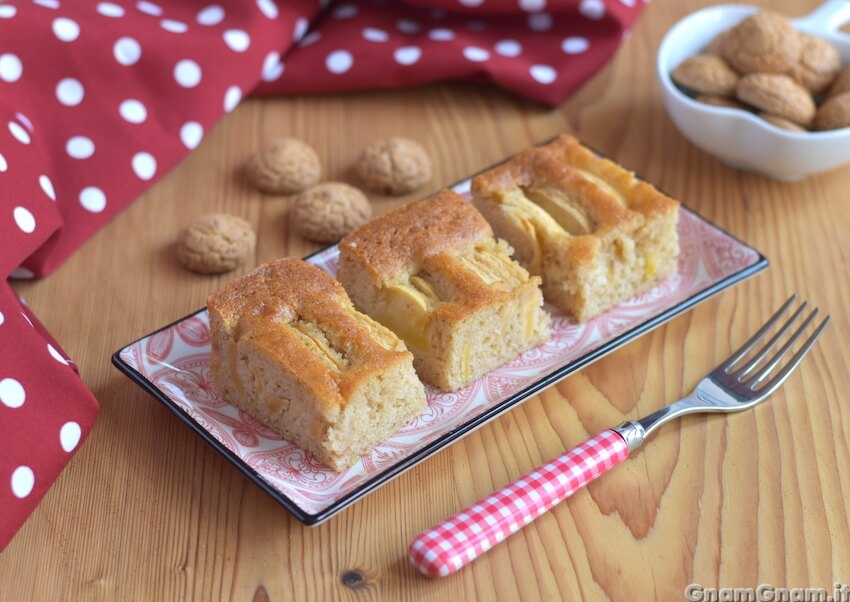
[[657, 1, 850, 181]]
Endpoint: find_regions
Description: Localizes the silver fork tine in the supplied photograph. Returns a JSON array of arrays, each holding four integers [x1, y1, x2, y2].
[[750, 316, 830, 394], [745, 307, 819, 386], [721, 294, 796, 372], [734, 300, 808, 379]]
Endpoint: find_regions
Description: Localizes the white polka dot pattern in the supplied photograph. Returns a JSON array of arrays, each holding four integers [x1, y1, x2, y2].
[[396, 19, 420, 34], [197, 5, 224, 26], [580, 0, 607, 20], [428, 28, 454, 41], [180, 122, 203, 149], [261, 52, 284, 81], [15, 113, 33, 132], [257, 0, 278, 19], [562, 36, 590, 54], [293, 17, 308, 41], [11, 466, 34, 498], [52, 18, 80, 42], [60, 422, 82, 451], [223, 86, 241, 112], [131, 152, 157, 180], [13, 207, 36, 233], [494, 40, 521, 57], [136, 1, 162, 16], [325, 50, 353, 74], [40, 175, 56, 201], [362, 27, 388, 43], [66, 136, 95, 159], [79, 187, 107, 213], [174, 59, 202, 87], [223, 29, 250, 52], [119, 99, 147, 124], [97, 3, 125, 18], [56, 78, 84, 106], [394, 46, 422, 66], [114, 37, 142, 66], [0, 54, 22, 82], [519, 0, 545, 10], [0, 377, 26, 408], [463, 47, 489, 62], [160, 19, 188, 34], [8, 121, 30, 144], [48, 344, 69, 365], [527, 11, 553, 31], [530, 64, 557, 84]]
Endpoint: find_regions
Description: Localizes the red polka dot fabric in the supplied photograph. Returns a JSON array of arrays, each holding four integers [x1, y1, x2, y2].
[[0, 0, 643, 550]]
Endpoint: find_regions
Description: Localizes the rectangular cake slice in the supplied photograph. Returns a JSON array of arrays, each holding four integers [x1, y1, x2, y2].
[[337, 189, 551, 392], [206, 257, 427, 472], [471, 134, 680, 323]]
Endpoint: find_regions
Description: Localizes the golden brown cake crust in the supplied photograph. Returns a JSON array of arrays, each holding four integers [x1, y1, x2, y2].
[[338, 189, 492, 282], [471, 134, 680, 323], [472, 134, 678, 232], [206, 257, 410, 413], [337, 191, 550, 391]]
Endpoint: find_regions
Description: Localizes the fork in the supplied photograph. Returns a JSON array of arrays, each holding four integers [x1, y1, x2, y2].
[[408, 295, 830, 578]]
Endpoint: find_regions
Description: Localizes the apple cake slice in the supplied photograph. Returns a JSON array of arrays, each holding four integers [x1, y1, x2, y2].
[[337, 189, 550, 392], [207, 257, 426, 472], [471, 134, 680, 323]]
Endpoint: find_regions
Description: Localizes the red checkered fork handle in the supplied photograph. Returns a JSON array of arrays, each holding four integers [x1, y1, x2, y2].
[[409, 430, 630, 578]]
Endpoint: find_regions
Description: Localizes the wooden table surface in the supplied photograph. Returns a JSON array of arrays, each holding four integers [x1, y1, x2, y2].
[[3, 0, 849, 599]]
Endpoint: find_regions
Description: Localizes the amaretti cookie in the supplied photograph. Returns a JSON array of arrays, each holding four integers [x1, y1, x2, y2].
[[814, 92, 850, 131], [245, 138, 321, 194], [207, 257, 426, 471], [736, 73, 816, 126], [471, 135, 680, 323], [791, 33, 841, 94], [355, 137, 432, 195], [177, 213, 256, 274], [721, 12, 801, 75], [337, 190, 550, 392], [671, 54, 738, 97], [290, 182, 372, 242]]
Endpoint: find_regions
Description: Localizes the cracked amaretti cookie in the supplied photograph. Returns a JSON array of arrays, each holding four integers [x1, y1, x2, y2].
[[471, 135, 680, 323], [337, 190, 550, 392], [207, 257, 426, 472]]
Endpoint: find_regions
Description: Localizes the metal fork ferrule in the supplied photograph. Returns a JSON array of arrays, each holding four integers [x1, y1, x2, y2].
[[612, 421, 647, 452]]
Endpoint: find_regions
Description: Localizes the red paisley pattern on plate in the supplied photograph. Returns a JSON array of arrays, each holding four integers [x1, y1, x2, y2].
[[183, 406, 238, 454], [200, 408, 280, 448], [702, 232, 759, 280], [175, 314, 211, 347], [363, 441, 416, 474], [145, 329, 174, 363], [118, 194, 761, 516], [244, 447, 345, 490], [402, 381, 481, 434], [627, 273, 683, 307], [485, 373, 534, 404], [149, 354, 224, 408]]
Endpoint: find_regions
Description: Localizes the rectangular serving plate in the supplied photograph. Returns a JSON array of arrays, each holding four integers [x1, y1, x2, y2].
[[113, 171, 767, 526]]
